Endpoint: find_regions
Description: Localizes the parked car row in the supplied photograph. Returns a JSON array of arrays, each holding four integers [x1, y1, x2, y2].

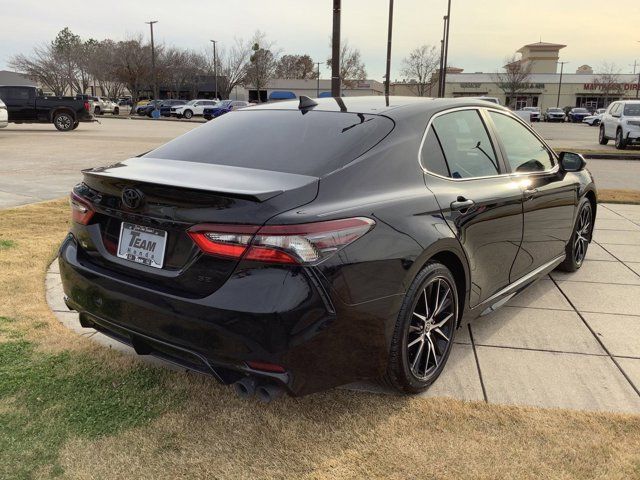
[[131, 98, 253, 120]]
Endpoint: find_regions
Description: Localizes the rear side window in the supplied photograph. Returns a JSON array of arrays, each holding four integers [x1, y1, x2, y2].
[[488, 111, 553, 173], [145, 110, 394, 177], [431, 110, 499, 179], [420, 128, 449, 177]]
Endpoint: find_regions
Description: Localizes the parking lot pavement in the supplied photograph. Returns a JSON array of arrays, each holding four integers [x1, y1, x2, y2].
[[45, 203, 640, 413], [0, 117, 199, 208]]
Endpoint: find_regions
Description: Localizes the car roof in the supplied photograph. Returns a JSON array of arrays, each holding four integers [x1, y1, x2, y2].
[[247, 95, 510, 119]]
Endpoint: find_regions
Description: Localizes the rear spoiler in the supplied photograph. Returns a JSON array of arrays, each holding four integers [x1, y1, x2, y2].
[[82, 157, 319, 202]]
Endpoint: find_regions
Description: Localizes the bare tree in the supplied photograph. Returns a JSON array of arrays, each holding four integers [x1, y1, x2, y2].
[[326, 40, 367, 88], [593, 62, 623, 100], [493, 54, 533, 108], [275, 54, 317, 79], [86, 39, 126, 98], [244, 31, 278, 103], [111, 35, 153, 102], [205, 37, 253, 99], [400, 45, 439, 96], [9, 44, 68, 96]]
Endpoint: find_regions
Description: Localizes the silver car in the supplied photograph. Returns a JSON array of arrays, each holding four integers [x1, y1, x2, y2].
[[91, 96, 120, 115], [0, 99, 7, 128]]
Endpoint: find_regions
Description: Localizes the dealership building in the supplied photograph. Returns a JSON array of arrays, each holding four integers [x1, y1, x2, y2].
[[393, 42, 640, 111]]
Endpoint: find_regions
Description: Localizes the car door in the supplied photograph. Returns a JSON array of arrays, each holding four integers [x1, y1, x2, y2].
[[421, 108, 525, 308], [485, 110, 578, 280], [605, 103, 620, 137]]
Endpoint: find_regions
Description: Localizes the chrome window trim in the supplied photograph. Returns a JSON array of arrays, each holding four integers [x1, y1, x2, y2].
[[418, 105, 559, 182]]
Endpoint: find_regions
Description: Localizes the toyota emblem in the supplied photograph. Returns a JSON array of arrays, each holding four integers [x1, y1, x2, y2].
[[122, 187, 144, 209]]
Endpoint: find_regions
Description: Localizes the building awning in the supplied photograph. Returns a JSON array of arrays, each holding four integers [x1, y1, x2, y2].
[[269, 91, 296, 100]]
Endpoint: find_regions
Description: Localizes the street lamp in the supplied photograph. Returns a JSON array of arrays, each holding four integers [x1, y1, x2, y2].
[[556, 61, 569, 108], [331, 0, 341, 97], [210, 40, 218, 100], [145, 21, 158, 100]]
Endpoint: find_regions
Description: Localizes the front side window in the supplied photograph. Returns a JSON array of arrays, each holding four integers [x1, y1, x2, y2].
[[623, 104, 640, 116], [489, 111, 553, 173], [430, 110, 499, 179]]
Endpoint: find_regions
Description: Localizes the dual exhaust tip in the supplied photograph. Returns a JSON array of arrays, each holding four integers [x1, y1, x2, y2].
[[233, 376, 285, 403]]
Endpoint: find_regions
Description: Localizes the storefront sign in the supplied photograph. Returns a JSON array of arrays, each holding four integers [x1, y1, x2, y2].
[[584, 83, 639, 91], [460, 83, 481, 88]]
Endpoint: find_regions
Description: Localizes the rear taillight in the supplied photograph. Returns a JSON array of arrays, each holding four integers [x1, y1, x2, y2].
[[70, 192, 94, 225], [84, 101, 90, 112], [188, 217, 375, 265]]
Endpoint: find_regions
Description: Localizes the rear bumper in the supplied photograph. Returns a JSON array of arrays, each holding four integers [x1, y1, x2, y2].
[[58, 235, 393, 396]]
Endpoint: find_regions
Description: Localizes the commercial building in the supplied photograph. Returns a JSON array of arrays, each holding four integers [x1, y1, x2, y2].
[[393, 42, 640, 111]]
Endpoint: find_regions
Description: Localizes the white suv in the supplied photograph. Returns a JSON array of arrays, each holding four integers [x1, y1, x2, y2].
[[0, 99, 7, 128], [171, 99, 218, 119], [599, 100, 640, 149]]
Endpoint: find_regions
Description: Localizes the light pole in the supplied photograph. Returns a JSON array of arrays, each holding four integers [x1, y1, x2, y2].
[[210, 40, 218, 99], [636, 41, 640, 99], [316, 62, 321, 97], [440, 0, 452, 98], [384, 0, 394, 97], [331, 0, 341, 97], [145, 21, 158, 100], [438, 18, 447, 97], [556, 61, 568, 108]]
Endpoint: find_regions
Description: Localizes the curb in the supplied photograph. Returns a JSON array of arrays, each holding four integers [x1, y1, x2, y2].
[[97, 115, 206, 124]]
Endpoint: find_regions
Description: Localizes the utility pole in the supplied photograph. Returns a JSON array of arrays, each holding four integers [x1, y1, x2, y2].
[[384, 0, 394, 97], [210, 40, 218, 99], [438, 19, 447, 97], [331, 0, 341, 97], [316, 62, 321, 97], [145, 21, 158, 100], [440, 0, 452, 98], [556, 61, 568, 107], [636, 42, 640, 99]]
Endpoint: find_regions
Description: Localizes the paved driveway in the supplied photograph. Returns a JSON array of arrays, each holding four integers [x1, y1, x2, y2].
[[46, 203, 640, 413]]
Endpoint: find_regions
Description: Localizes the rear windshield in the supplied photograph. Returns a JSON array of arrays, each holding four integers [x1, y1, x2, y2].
[[145, 110, 394, 177], [624, 104, 640, 116]]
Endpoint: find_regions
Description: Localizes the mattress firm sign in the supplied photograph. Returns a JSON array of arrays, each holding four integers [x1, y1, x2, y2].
[[583, 83, 639, 91], [460, 82, 545, 89]]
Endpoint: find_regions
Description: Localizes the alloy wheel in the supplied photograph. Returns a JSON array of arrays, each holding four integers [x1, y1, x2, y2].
[[55, 115, 72, 130], [573, 205, 591, 265], [406, 276, 456, 380]]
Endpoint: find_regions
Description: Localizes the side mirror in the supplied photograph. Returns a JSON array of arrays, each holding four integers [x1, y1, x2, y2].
[[559, 151, 586, 172]]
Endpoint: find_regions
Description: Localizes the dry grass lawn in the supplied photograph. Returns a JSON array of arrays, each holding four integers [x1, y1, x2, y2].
[[1, 199, 640, 479], [598, 189, 640, 204]]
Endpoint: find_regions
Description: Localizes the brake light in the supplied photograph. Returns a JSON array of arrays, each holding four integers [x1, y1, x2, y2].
[[188, 217, 375, 265], [70, 192, 94, 225], [84, 101, 90, 112]]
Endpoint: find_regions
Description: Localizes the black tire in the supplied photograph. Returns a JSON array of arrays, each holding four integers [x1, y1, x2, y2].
[[599, 125, 608, 145], [615, 129, 628, 150], [53, 112, 74, 131], [383, 262, 458, 394], [557, 198, 593, 272], [204, 115, 212, 121], [183, 109, 193, 119], [94, 106, 101, 115], [113, 107, 119, 116], [72, 122, 79, 130]]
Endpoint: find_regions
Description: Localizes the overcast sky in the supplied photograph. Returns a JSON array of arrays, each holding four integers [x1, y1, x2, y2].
[[1, 0, 639, 80]]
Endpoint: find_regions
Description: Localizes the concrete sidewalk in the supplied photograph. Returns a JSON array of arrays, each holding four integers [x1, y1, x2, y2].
[[46, 203, 640, 413]]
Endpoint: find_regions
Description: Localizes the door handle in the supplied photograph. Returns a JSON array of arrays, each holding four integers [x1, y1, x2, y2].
[[524, 188, 538, 200], [450, 198, 475, 211]]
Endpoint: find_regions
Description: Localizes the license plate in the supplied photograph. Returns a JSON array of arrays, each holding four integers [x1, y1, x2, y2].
[[117, 222, 167, 269]]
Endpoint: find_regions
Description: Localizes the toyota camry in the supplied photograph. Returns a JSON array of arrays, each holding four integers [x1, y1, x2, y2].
[[59, 96, 597, 401]]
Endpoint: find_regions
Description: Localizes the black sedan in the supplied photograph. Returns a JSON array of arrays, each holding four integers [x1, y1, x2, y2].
[[59, 96, 597, 401]]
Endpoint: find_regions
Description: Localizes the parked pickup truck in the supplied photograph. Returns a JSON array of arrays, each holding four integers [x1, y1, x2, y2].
[[0, 85, 93, 131]]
